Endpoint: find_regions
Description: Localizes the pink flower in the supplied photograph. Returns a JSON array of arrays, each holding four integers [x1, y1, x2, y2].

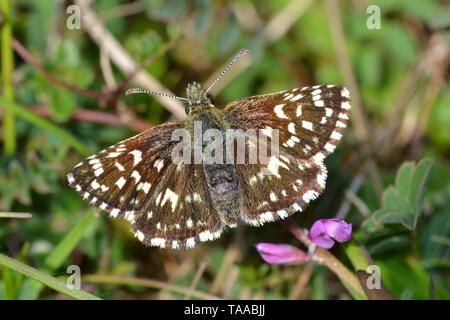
[[309, 218, 352, 249], [255, 243, 309, 265]]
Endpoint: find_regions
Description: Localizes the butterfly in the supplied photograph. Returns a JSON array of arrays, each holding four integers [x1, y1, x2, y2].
[[67, 49, 351, 249]]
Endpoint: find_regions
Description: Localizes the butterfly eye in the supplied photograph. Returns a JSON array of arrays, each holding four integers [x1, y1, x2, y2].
[[184, 103, 191, 114], [206, 94, 214, 106]]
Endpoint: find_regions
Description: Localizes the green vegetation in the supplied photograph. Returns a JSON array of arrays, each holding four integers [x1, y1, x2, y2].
[[0, 0, 448, 300]]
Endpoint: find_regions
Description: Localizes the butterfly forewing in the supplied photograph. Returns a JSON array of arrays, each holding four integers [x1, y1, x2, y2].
[[67, 121, 223, 249], [225, 85, 351, 226]]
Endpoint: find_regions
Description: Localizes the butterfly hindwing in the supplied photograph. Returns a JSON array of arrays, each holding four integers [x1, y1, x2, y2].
[[133, 163, 224, 249]]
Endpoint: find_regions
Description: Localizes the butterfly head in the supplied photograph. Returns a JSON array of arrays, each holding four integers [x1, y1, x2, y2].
[[185, 82, 214, 112]]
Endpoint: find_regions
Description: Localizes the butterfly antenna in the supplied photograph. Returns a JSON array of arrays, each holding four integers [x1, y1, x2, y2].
[[205, 49, 251, 94], [125, 88, 188, 102]]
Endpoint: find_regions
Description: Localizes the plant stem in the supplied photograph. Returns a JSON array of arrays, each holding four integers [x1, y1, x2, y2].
[[0, 212, 32, 219], [281, 218, 368, 299], [1, 0, 16, 155]]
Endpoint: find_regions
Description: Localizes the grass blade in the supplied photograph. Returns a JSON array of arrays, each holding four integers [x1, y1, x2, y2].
[[1, 0, 16, 155], [0, 253, 100, 300], [0, 96, 91, 156], [24, 210, 96, 299]]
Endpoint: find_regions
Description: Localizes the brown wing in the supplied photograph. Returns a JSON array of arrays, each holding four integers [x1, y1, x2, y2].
[[67, 122, 223, 249], [224, 85, 351, 226]]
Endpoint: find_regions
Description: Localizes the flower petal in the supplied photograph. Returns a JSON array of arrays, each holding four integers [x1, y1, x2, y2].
[[323, 219, 352, 243], [255, 243, 309, 265], [309, 220, 336, 249]]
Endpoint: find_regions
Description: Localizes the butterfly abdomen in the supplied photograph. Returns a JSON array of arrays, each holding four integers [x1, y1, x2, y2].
[[186, 107, 240, 226]]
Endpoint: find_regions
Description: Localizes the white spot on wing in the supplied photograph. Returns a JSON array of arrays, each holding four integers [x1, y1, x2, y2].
[[312, 152, 325, 165], [302, 121, 313, 131], [314, 100, 324, 107], [161, 188, 179, 212], [129, 150, 142, 166], [325, 143, 336, 153], [331, 131, 342, 140], [186, 237, 196, 248], [277, 210, 288, 219], [131, 170, 141, 182], [94, 168, 104, 177], [142, 182, 151, 194], [342, 88, 350, 98], [110, 208, 120, 218], [115, 162, 125, 171], [341, 101, 351, 109], [154, 159, 164, 172], [274, 104, 288, 119], [338, 112, 349, 120], [270, 192, 278, 202], [135, 231, 145, 242], [150, 238, 166, 248], [326, 108, 333, 117], [288, 123, 296, 134], [91, 180, 100, 190], [115, 176, 126, 189], [317, 171, 327, 189], [336, 121, 347, 128], [303, 190, 319, 203], [67, 173, 75, 184]]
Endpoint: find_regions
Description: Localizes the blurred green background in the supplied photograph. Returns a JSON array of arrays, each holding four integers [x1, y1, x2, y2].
[[0, 0, 449, 300]]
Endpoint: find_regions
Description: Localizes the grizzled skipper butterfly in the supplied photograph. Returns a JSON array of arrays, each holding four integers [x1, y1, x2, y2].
[[67, 50, 351, 249]]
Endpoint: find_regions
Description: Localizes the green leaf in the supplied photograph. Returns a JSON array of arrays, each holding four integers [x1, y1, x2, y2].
[[368, 235, 411, 256], [395, 161, 414, 212], [382, 187, 404, 212], [0, 253, 100, 300], [1, 266, 16, 299], [49, 87, 77, 122], [344, 241, 372, 271], [375, 257, 449, 300], [363, 158, 434, 234], [410, 158, 434, 228], [363, 209, 414, 233], [311, 266, 327, 300]]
